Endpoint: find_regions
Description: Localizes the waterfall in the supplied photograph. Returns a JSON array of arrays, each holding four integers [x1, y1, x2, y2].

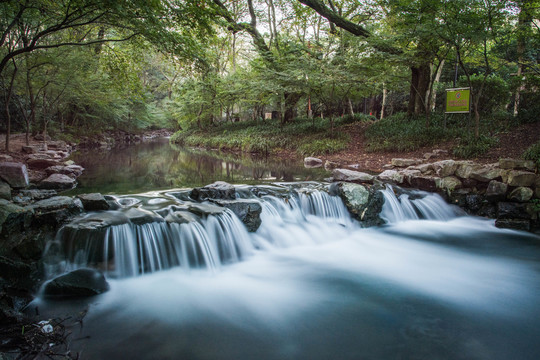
[[49, 208, 254, 278], [45, 183, 466, 279], [380, 185, 460, 223]]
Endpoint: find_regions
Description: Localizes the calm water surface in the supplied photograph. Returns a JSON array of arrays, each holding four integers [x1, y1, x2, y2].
[[67, 138, 327, 194]]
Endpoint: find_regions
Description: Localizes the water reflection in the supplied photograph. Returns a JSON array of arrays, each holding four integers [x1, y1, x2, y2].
[[67, 138, 327, 194]]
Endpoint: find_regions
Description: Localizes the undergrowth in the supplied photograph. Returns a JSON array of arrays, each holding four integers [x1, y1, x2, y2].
[[523, 140, 540, 169], [171, 114, 370, 156]]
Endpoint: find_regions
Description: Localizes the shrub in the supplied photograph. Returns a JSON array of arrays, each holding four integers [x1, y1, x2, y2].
[[453, 134, 498, 159], [523, 141, 540, 168]]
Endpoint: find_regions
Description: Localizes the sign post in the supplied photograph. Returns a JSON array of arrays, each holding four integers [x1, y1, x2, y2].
[[444, 87, 471, 128]]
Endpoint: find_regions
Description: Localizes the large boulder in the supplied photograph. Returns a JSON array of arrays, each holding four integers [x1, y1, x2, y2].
[[39, 173, 76, 190], [0, 199, 33, 236], [0, 162, 29, 188], [498, 158, 536, 171], [165, 211, 199, 224], [332, 182, 384, 226], [506, 170, 536, 187], [508, 187, 534, 202], [43, 268, 109, 298], [45, 164, 84, 178], [29, 196, 83, 226], [212, 199, 262, 232], [191, 181, 236, 201], [454, 161, 477, 179], [432, 160, 457, 177], [26, 157, 60, 170], [77, 193, 110, 211], [332, 169, 374, 183], [470, 167, 503, 182], [304, 157, 323, 168], [124, 207, 163, 225]]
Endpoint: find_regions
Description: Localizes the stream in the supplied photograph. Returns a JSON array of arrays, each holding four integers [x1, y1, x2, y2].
[[30, 140, 540, 360]]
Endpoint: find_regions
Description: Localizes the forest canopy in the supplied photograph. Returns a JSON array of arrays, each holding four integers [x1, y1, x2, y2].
[[1, 0, 539, 151]]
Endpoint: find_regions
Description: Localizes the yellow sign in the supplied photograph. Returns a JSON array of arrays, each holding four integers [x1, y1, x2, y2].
[[446, 88, 470, 113]]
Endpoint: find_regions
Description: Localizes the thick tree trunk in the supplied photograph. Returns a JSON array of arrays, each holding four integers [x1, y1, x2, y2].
[[414, 64, 430, 114], [282, 93, 301, 124], [407, 67, 419, 116]]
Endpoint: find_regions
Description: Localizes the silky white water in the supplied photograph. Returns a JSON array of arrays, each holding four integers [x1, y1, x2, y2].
[[34, 184, 540, 360]]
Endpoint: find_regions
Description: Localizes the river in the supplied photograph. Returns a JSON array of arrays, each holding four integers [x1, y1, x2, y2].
[[30, 139, 540, 360]]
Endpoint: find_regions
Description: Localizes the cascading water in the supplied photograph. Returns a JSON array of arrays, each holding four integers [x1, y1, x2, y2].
[[34, 182, 540, 360]]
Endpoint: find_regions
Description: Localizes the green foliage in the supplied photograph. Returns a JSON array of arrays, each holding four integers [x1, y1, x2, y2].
[[522, 141, 540, 168], [365, 113, 455, 152], [453, 134, 498, 158], [458, 74, 510, 114]]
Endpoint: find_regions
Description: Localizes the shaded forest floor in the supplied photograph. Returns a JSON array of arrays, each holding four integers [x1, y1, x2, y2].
[[319, 120, 540, 172]]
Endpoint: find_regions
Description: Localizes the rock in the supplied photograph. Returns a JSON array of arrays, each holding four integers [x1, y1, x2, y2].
[[470, 167, 503, 182], [29, 196, 83, 226], [0, 180, 11, 200], [454, 162, 476, 179], [304, 157, 323, 168], [506, 170, 536, 187], [332, 169, 374, 183], [485, 180, 508, 202], [414, 163, 434, 174], [183, 203, 225, 217], [400, 169, 422, 185], [436, 176, 462, 192], [377, 170, 404, 184], [124, 207, 163, 225], [495, 219, 531, 231], [38, 173, 76, 190], [0, 256, 33, 289], [391, 158, 423, 167], [28, 169, 48, 183], [26, 157, 60, 170], [0, 154, 14, 161], [65, 211, 130, 231], [498, 158, 536, 171], [64, 160, 75, 166], [497, 202, 531, 220], [409, 175, 439, 192], [34, 134, 51, 141], [0, 199, 33, 236], [47, 140, 67, 150], [212, 199, 262, 232], [43, 268, 109, 298], [508, 187, 534, 202], [18, 189, 57, 201], [45, 165, 84, 178], [0, 162, 29, 188], [332, 182, 384, 226], [22, 145, 39, 154], [465, 195, 483, 212], [324, 160, 340, 171], [432, 160, 457, 177], [77, 193, 110, 211], [165, 211, 199, 224], [190, 181, 236, 201]]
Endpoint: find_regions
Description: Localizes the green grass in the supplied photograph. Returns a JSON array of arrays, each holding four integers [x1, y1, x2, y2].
[[171, 116, 360, 156], [453, 134, 499, 159]]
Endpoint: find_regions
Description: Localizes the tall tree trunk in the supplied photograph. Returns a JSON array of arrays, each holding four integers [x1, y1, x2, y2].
[[380, 84, 387, 120], [407, 67, 419, 116], [348, 97, 354, 116], [414, 63, 430, 114], [4, 60, 17, 152], [513, 1, 531, 117]]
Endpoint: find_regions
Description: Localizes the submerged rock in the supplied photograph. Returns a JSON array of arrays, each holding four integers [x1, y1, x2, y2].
[[191, 181, 236, 201], [43, 268, 109, 298]]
